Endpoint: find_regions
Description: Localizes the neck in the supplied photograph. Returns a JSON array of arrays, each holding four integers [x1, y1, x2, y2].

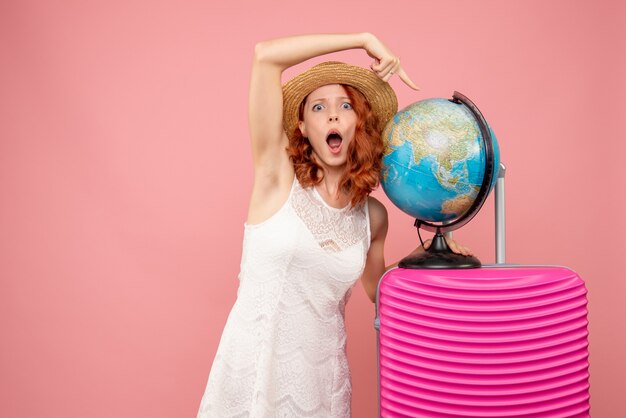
[[316, 167, 348, 204]]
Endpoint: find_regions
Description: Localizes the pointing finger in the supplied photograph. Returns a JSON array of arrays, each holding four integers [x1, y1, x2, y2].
[[397, 66, 420, 91]]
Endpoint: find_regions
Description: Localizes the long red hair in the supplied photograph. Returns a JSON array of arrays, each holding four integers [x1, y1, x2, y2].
[[286, 84, 384, 207]]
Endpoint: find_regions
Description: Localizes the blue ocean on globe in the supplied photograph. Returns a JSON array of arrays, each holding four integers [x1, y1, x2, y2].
[[381, 98, 500, 223]]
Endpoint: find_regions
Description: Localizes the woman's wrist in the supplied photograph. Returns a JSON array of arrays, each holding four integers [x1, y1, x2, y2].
[[359, 32, 376, 50]]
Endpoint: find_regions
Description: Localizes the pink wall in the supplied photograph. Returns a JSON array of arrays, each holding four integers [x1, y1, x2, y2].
[[1, 0, 624, 416]]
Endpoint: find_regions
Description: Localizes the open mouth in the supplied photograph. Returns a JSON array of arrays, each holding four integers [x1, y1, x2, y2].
[[326, 131, 343, 151]]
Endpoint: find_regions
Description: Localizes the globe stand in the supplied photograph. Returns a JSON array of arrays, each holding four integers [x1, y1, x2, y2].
[[399, 229, 481, 269]]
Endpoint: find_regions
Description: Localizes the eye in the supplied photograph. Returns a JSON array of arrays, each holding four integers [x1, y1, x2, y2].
[[312, 104, 324, 111], [341, 102, 353, 110]]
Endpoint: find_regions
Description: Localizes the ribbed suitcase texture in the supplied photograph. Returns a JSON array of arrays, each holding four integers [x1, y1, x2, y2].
[[375, 266, 590, 417]]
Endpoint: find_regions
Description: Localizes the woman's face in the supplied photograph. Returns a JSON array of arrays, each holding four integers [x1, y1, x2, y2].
[[298, 84, 357, 170]]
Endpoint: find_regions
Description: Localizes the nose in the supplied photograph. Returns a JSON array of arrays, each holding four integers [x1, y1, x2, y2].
[[328, 114, 338, 122]]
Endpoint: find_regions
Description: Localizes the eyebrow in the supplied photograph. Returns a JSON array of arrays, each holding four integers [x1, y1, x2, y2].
[[308, 96, 351, 103]]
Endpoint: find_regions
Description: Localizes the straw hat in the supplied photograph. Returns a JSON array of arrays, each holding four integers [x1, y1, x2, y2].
[[282, 61, 398, 140]]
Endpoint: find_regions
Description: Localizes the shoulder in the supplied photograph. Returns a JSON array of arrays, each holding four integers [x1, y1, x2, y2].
[[367, 196, 388, 241]]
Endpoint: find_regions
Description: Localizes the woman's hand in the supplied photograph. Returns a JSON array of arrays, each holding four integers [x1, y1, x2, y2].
[[417, 237, 474, 257], [363, 33, 419, 90]]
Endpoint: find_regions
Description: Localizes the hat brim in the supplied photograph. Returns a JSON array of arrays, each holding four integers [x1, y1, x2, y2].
[[282, 61, 398, 140]]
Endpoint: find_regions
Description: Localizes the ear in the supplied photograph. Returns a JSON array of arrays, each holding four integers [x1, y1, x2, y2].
[[298, 120, 306, 137]]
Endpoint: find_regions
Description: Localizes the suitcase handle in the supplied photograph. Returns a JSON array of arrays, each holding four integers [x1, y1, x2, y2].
[[495, 162, 506, 264]]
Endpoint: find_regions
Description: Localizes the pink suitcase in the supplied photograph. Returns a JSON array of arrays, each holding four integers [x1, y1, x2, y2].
[[375, 169, 590, 417]]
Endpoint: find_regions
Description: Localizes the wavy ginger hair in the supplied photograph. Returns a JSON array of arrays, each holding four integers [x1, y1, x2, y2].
[[286, 84, 384, 207]]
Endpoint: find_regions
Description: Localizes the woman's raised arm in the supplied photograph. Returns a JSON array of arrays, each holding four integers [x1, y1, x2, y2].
[[248, 32, 417, 173]]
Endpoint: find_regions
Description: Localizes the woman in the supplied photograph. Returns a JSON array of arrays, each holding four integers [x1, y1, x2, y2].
[[197, 32, 471, 418]]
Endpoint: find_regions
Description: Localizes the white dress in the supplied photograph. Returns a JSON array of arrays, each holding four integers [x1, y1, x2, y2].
[[197, 177, 371, 418]]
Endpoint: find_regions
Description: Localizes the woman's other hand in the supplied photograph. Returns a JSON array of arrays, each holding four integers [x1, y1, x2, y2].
[[412, 237, 474, 257]]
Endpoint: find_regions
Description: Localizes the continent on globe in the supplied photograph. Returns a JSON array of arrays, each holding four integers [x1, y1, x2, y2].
[[441, 194, 474, 217], [383, 99, 478, 172]]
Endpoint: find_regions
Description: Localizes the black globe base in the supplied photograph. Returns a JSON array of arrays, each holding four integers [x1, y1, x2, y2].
[[398, 232, 481, 269]]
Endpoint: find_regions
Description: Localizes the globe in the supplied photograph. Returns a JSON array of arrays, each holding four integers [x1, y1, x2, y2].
[[381, 93, 500, 229], [380, 92, 500, 268]]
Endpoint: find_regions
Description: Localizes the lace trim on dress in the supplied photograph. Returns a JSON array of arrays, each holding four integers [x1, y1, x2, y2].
[[291, 180, 368, 253]]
